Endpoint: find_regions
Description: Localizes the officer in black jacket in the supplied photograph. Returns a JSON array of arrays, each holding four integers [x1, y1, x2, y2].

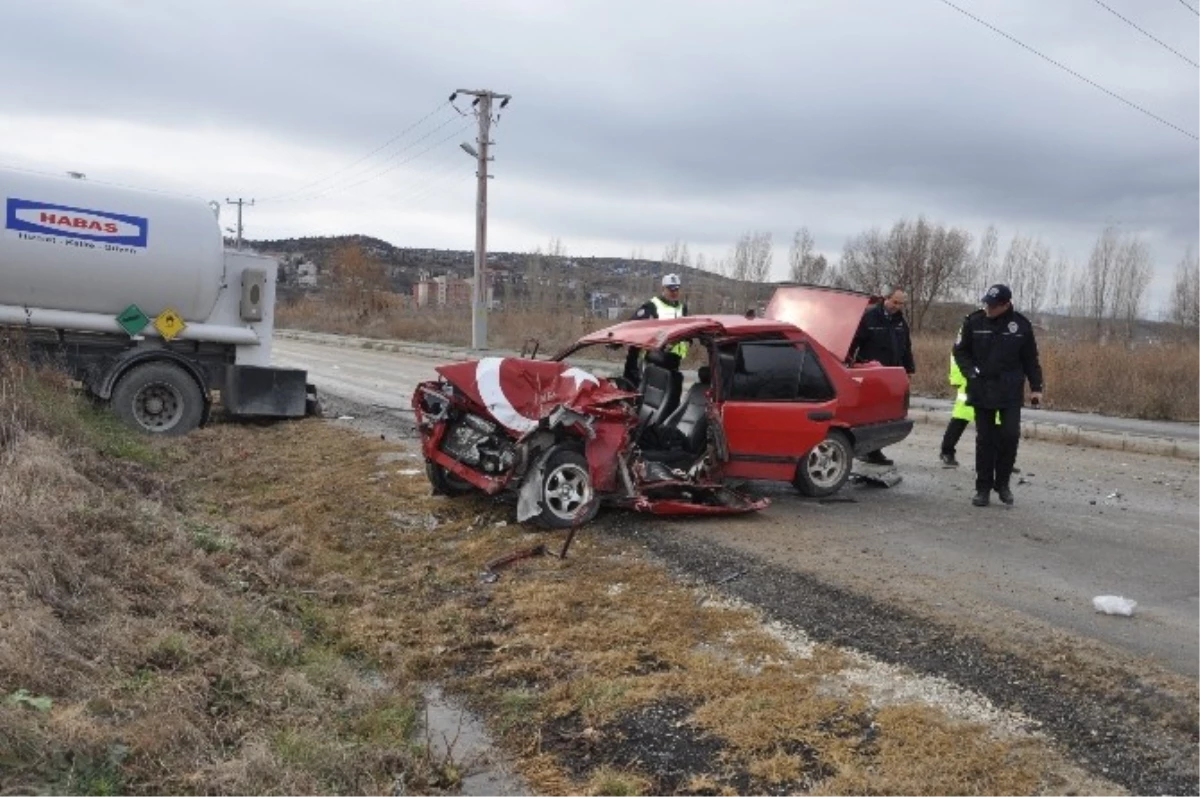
[[953, 284, 1044, 507], [849, 288, 915, 465]]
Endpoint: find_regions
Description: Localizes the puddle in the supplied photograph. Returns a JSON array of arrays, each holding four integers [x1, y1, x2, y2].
[[421, 683, 528, 796]]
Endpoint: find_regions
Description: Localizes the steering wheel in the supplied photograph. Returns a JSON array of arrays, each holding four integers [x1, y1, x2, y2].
[[610, 376, 637, 392]]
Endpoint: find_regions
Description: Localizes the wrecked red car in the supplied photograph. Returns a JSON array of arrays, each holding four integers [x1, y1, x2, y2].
[[411, 286, 913, 529]]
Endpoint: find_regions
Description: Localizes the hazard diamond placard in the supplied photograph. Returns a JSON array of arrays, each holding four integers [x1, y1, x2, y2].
[[153, 307, 187, 341]]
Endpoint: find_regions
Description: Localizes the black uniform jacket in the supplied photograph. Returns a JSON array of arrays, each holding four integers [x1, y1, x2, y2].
[[850, 303, 915, 373], [953, 307, 1044, 409]]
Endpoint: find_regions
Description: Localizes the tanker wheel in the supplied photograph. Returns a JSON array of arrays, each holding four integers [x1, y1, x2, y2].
[[111, 362, 205, 436]]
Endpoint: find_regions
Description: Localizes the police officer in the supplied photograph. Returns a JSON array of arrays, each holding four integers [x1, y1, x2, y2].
[[941, 351, 1020, 473], [849, 287, 915, 466], [953, 284, 1043, 507], [623, 273, 689, 385]]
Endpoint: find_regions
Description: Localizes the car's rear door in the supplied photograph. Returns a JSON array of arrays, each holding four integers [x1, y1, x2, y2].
[[715, 339, 838, 481]]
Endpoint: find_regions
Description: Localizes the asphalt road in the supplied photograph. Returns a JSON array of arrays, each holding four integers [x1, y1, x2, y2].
[[272, 336, 1200, 678]]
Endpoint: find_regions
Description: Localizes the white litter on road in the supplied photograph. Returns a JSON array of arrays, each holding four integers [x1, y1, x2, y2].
[[1093, 595, 1137, 616]]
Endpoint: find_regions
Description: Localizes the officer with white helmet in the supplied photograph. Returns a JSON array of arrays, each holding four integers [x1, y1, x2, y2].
[[623, 273, 689, 386]]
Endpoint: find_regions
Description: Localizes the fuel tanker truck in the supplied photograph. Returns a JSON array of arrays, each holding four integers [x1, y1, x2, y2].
[[1, 167, 317, 435]]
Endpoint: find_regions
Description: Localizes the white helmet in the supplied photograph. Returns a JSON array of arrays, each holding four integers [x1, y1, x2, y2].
[[662, 273, 681, 288]]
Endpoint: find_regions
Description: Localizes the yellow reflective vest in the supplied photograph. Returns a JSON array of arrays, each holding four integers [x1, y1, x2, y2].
[[949, 355, 975, 422], [650, 296, 689, 360], [950, 355, 1001, 424]]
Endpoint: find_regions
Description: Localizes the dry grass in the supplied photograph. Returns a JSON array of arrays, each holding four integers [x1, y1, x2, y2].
[[911, 334, 1199, 421], [280, 297, 1199, 420], [278, 298, 608, 355], [0, 359, 447, 795], [165, 420, 1115, 795], [1, 355, 1122, 794]]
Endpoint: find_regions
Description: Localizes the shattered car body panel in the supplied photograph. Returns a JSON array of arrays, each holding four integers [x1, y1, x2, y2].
[[412, 356, 766, 527], [412, 286, 913, 531]]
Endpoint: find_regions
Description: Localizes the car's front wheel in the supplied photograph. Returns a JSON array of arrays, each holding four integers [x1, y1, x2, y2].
[[531, 446, 599, 529], [793, 430, 852, 497]]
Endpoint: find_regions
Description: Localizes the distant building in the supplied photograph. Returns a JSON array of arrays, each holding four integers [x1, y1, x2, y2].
[[296, 261, 319, 288], [413, 275, 494, 308]]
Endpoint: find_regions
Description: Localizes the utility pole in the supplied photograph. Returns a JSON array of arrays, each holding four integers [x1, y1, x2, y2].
[[452, 88, 511, 350], [224, 197, 255, 250]]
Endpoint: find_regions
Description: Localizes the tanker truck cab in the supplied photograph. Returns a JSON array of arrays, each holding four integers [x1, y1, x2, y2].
[[0, 167, 318, 435]]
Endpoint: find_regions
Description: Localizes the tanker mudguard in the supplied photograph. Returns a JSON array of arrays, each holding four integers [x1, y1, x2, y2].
[[94, 347, 211, 400]]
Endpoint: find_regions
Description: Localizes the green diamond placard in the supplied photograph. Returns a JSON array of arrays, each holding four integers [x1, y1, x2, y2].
[[116, 304, 150, 336]]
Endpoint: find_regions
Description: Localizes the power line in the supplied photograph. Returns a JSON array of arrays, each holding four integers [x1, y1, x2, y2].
[[272, 121, 474, 203], [270, 118, 470, 202], [265, 109, 459, 201], [1175, 0, 1199, 18], [389, 159, 475, 206], [937, 0, 1198, 141], [258, 100, 450, 201], [377, 149, 465, 201], [1091, 0, 1198, 68]]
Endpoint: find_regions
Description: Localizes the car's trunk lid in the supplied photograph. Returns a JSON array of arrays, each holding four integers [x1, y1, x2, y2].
[[763, 286, 872, 360]]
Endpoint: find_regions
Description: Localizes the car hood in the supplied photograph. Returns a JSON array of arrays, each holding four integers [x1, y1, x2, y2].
[[435, 357, 635, 434], [764, 286, 872, 360]]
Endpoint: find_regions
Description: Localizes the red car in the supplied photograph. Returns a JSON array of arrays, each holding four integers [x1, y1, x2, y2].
[[412, 286, 912, 529]]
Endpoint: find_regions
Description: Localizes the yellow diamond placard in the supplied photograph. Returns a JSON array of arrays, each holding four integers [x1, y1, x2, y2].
[[154, 307, 187, 341]]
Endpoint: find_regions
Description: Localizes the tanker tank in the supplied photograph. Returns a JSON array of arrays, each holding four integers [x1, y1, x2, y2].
[[0, 167, 224, 322]]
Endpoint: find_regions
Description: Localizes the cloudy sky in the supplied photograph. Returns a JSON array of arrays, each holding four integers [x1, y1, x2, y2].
[[2, 0, 1196, 313]]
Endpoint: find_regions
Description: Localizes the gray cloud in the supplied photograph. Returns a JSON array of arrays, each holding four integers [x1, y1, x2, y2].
[[2, 0, 1196, 308]]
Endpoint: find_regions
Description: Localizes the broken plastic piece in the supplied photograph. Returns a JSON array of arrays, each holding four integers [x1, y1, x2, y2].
[[1093, 595, 1137, 616]]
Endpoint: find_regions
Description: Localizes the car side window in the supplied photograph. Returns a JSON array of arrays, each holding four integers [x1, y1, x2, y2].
[[725, 342, 834, 402], [798, 345, 835, 401]]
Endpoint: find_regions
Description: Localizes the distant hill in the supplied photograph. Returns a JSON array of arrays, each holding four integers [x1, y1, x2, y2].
[[241, 233, 755, 313]]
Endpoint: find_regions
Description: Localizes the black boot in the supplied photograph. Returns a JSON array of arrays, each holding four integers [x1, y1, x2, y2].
[[996, 485, 1014, 505], [971, 491, 990, 507], [863, 450, 894, 466]]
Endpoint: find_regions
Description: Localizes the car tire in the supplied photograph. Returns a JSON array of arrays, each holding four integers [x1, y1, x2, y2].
[[111, 361, 205, 436], [793, 429, 852, 498], [531, 446, 599, 530], [426, 460, 475, 497]]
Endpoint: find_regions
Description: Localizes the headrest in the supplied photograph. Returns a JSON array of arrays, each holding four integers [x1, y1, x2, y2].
[[697, 365, 711, 384], [645, 349, 670, 367]]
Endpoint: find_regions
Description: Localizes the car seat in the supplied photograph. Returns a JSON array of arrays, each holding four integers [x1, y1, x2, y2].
[[636, 350, 683, 431]]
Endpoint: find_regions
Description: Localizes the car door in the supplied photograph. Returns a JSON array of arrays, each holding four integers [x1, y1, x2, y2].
[[715, 339, 838, 481]]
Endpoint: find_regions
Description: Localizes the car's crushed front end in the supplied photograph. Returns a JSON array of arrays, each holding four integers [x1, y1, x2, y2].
[[411, 355, 769, 530]]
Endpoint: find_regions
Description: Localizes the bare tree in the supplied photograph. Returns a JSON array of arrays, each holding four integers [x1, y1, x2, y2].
[[836, 227, 888, 293], [999, 233, 1051, 316], [747, 230, 773, 283], [787, 227, 827, 284], [679, 241, 691, 269], [330, 242, 390, 315], [1078, 225, 1152, 342], [917, 224, 974, 331], [662, 239, 681, 266], [971, 224, 999, 301], [1111, 235, 1152, 342], [838, 217, 972, 330], [1169, 246, 1199, 329], [1046, 250, 1072, 321], [1084, 225, 1121, 339]]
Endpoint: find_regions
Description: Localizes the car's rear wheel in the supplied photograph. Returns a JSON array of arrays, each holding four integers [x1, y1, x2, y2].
[[793, 430, 852, 497], [531, 446, 599, 529], [426, 460, 475, 497]]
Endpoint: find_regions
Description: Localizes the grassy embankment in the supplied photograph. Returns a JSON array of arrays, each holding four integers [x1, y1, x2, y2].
[[1, 351, 1129, 795]]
